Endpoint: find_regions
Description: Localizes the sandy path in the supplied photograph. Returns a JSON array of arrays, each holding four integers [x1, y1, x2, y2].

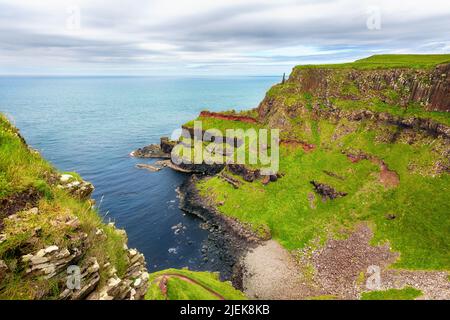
[[241, 240, 313, 299]]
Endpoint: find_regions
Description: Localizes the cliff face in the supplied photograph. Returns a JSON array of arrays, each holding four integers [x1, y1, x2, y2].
[[257, 60, 450, 142], [0, 115, 148, 300], [284, 63, 450, 111]]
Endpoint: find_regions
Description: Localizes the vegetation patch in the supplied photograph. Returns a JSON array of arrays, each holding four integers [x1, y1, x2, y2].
[[145, 268, 246, 300], [361, 287, 423, 300]]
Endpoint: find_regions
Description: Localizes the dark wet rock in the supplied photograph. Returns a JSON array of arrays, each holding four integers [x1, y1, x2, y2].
[[310, 181, 348, 200], [160, 137, 177, 154], [227, 164, 260, 182], [131, 137, 178, 159], [131, 143, 170, 159], [177, 175, 260, 285]]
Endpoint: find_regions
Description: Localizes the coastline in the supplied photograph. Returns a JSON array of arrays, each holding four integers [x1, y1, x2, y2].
[[176, 174, 261, 289]]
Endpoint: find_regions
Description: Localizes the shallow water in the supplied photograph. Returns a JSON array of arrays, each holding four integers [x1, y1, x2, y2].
[[0, 76, 277, 274]]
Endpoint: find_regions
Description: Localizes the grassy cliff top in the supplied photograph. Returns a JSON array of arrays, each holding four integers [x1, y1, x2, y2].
[[0, 114, 129, 299], [145, 268, 246, 300], [294, 54, 450, 70]]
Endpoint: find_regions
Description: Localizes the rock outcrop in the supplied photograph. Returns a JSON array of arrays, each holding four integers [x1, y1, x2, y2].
[[57, 174, 94, 200], [130, 137, 176, 158]]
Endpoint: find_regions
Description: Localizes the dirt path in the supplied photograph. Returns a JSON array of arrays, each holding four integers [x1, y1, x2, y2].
[[153, 273, 225, 300]]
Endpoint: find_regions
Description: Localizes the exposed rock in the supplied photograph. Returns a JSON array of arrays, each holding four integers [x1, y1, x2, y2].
[[160, 137, 177, 154], [57, 175, 94, 200], [59, 257, 100, 300], [87, 248, 148, 300], [135, 163, 161, 172], [171, 155, 225, 175], [21, 245, 82, 279], [310, 181, 347, 200], [219, 173, 241, 189], [227, 164, 260, 182], [131, 137, 176, 159], [131, 143, 169, 158]]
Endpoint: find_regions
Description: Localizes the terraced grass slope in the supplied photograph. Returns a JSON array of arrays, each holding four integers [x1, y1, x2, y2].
[[294, 54, 450, 70], [145, 268, 247, 300]]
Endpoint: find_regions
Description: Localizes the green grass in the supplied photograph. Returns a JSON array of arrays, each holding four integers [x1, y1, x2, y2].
[[332, 99, 450, 126], [195, 115, 450, 270], [0, 114, 129, 299], [294, 54, 450, 70], [145, 268, 247, 300], [361, 287, 423, 300]]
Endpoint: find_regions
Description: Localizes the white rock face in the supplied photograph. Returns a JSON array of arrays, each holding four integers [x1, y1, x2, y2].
[[60, 174, 73, 183]]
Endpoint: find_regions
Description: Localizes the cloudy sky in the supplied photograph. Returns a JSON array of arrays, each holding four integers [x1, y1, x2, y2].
[[0, 0, 449, 75]]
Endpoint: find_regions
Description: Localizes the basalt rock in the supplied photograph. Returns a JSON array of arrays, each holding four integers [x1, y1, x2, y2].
[[131, 137, 177, 159], [227, 164, 260, 182], [310, 181, 347, 200], [160, 137, 177, 154], [257, 63, 450, 139]]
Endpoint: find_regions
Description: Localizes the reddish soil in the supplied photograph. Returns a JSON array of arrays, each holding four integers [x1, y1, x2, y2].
[[199, 111, 258, 124], [345, 151, 399, 188], [280, 139, 315, 152], [379, 163, 400, 188]]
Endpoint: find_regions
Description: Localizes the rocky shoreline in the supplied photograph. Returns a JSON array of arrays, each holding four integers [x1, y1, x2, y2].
[[177, 175, 261, 288]]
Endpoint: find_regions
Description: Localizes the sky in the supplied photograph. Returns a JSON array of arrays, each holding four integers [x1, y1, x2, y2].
[[0, 0, 449, 76]]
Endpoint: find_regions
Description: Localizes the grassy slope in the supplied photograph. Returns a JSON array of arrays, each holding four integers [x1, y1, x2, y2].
[[361, 287, 423, 300], [0, 114, 128, 299], [294, 54, 450, 70], [145, 268, 247, 300], [190, 55, 450, 271]]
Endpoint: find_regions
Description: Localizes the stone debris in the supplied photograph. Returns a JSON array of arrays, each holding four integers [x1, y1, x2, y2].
[[60, 257, 100, 300], [219, 173, 241, 189], [87, 249, 148, 300], [310, 181, 347, 200], [57, 174, 94, 200]]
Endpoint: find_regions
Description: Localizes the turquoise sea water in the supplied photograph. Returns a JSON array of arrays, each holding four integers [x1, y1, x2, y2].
[[0, 76, 277, 275]]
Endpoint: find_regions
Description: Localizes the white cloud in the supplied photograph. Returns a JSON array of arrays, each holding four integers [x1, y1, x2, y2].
[[0, 0, 449, 75]]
